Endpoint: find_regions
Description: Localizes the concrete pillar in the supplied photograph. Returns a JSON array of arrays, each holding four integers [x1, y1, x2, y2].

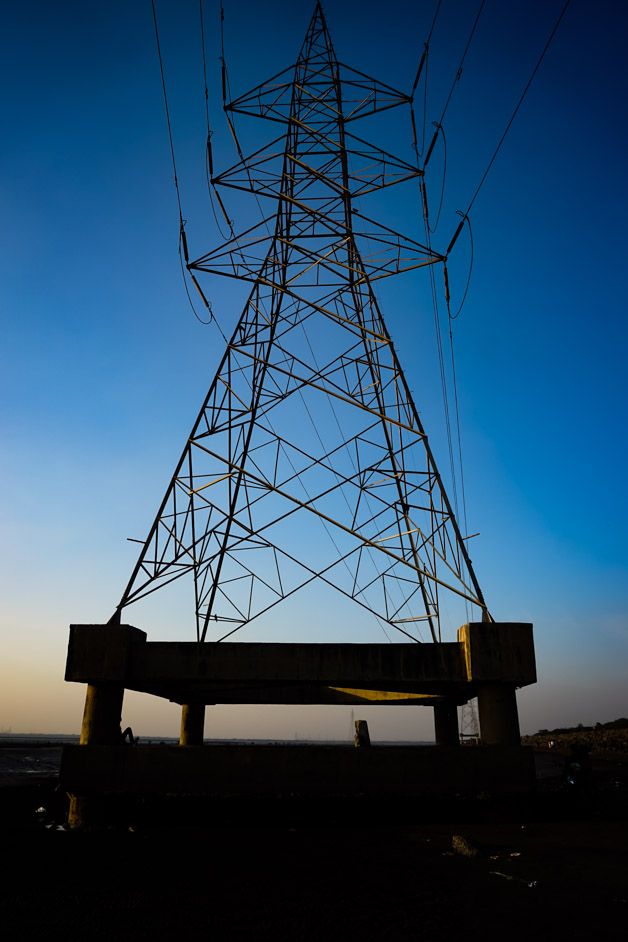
[[477, 683, 521, 746], [79, 683, 124, 745], [433, 703, 459, 746], [69, 683, 124, 828], [180, 703, 205, 745]]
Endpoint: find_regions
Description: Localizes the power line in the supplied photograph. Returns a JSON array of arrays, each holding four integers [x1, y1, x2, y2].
[[151, 0, 183, 222], [422, 0, 485, 172], [409, 0, 442, 156], [436, 0, 485, 129], [152, 0, 214, 327], [463, 0, 572, 218]]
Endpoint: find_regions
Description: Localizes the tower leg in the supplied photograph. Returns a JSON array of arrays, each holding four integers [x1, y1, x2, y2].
[[433, 703, 459, 746], [477, 683, 521, 746], [180, 703, 205, 745]]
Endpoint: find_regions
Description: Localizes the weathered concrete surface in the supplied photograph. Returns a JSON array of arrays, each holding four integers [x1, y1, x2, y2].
[[60, 743, 535, 798], [65, 623, 535, 707], [458, 622, 536, 685], [477, 683, 522, 746]]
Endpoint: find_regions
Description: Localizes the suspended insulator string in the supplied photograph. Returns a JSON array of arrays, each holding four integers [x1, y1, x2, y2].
[[199, 0, 234, 240], [410, 46, 429, 159], [463, 0, 572, 217], [411, 0, 441, 94], [427, 123, 446, 233], [409, 0, 440, 156], [423, 0, 484, 172], [409, 103, 420, 157], [448, 212, 474, 320], [422, 42, 429, 154]]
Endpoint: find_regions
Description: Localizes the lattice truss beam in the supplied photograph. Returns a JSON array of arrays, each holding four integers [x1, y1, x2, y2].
[[115, 3, 490, 643]]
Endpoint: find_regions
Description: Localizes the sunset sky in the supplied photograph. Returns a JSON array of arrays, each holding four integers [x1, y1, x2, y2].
[[1, 0, 626, 740]]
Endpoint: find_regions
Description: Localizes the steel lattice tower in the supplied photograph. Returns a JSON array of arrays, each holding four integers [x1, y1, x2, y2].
[[111, 2, 491, 644]]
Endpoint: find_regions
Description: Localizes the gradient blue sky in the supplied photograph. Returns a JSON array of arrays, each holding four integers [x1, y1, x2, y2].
[[1, 0, 626, 739]]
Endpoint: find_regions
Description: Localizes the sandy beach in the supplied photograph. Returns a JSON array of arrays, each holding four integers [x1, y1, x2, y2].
[[1, 743, 626, 941]]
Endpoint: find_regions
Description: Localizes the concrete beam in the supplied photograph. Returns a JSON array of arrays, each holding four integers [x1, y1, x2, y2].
[[64, 623, 535, 707]]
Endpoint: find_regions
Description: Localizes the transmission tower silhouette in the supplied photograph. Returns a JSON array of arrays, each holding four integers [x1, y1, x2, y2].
[[459, 698, 481, 743], [111, 2, 490, 645]]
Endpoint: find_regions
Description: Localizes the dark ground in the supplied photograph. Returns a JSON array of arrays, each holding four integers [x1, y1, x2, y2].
[[1, 746, 627, 941]]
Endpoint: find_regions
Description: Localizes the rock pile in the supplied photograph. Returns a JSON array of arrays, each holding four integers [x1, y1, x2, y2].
[[522, 727, 628, 760]]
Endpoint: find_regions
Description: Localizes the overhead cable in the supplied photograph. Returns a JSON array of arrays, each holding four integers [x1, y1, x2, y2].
[[410, 0, 442, 156], [152, 0, 214, 325], [151, 0, 183, 221], [423, 0, 485, 171], [463, 0, 572, 218]]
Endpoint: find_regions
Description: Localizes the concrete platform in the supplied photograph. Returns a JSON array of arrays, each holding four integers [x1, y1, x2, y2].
[[65, 623, 536, 706], [62, 622, 537, 822]]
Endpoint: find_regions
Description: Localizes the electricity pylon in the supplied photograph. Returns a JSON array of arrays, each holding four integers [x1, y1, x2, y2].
[[459, 699, 481, 743], [111, 2, 490, 644]]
